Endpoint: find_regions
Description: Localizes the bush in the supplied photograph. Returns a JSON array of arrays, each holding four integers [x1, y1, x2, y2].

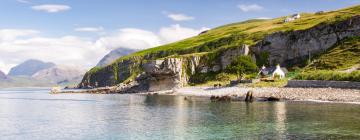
[[215, 73, 231, 81], [226, 56, 258, 78], [294, 70, 360, 82]]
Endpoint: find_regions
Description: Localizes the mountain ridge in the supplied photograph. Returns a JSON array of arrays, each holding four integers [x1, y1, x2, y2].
[[8, 59, 56, 76]]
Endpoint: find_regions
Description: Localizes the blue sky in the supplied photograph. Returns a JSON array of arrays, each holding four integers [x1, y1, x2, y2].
[[0, 0, 359, 73]]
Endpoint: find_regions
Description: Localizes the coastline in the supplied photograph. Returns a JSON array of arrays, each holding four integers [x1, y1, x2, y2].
[[170, 86, 360, 103], [56, 86, 360, 104]]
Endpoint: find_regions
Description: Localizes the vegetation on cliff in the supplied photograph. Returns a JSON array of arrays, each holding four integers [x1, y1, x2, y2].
[[294, 37, 360, 82], [81, 5, 360, 87]]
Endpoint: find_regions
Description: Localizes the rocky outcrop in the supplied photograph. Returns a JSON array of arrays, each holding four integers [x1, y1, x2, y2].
[[252, 16, 360, 67], [78, 57, 142, 88], [141, 58, 186, 91], [221, 44, 249, 69]]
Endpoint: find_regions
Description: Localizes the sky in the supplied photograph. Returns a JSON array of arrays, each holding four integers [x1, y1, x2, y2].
[[0, 0, 359, 73]]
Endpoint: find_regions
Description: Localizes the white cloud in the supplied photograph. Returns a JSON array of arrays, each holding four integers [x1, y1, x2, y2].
[[75, 27, 104, 32], [238, 4, 264, 12], [31, 4, 71, 13], [95, 28, 161, 50], [0, 31, 106, 73], [0, 29, 38, 42], [167, 13, 195, 21], [159, 24, 209, 43], [0, 25, 209, 73], [17, 0, 31, 4]]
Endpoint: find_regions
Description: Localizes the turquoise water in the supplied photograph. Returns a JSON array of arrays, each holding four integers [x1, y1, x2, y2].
[[0, 88, 359, 140]]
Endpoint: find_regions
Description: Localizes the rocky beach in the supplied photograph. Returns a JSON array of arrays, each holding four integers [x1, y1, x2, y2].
[[173, 86, 360, 103]]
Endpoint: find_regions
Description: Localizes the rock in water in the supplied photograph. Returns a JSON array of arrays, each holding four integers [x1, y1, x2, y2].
[[8, 59, 55, 76]]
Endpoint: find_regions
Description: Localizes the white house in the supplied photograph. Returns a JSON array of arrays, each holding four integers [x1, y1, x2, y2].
[[292, 13, 301, 19], [284, 17, 295, 22], [259, 65, 288, 79], [272, 65, 286, 79], [284, 13, 301, 23]]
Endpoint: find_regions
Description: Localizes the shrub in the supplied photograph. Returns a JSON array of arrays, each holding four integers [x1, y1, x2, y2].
[[226, 56, 258, 79], [215, 73, 231, 81], [294, 70, 360, 82]]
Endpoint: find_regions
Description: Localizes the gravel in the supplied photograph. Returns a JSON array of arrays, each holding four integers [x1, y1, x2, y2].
[[174, 86, 360, 103]]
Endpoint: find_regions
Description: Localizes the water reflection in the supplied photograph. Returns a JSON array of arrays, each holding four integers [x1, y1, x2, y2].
[[0, 88, 360, 139]]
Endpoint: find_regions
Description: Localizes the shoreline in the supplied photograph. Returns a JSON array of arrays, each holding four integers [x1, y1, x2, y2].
[[156, 86, 360, 104], [56, 86, 360, 104]]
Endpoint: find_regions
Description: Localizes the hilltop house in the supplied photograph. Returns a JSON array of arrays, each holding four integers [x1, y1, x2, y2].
[[284, 13, 301, 23], [258, 65, 288, 79]]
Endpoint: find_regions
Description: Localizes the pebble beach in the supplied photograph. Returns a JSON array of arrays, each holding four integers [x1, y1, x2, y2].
[[173, 86, 360, 103]]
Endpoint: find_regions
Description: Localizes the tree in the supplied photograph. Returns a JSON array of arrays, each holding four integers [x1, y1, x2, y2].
[[226, 56, 258, 79]]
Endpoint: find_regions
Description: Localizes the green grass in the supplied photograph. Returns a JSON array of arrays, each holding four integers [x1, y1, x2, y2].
[[250, 79, 289, 88], [294, 70, 360, 82], [110, 5, 360, 64], [86, 5, 360, 84], [306, 37, 360, 70]]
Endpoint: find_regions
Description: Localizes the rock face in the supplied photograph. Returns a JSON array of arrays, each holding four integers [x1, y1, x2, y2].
[[96, 47, 137, 67], [252, 16, 360, 67], [0, 70, 7, 79], [32, 66, 85, 84], [8, 59, 55, 76], [221, 45, 249, 69], [142, 58, 186, 91]]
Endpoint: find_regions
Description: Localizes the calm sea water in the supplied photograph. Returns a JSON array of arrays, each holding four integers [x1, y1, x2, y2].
[[0, 88, 359, 140]]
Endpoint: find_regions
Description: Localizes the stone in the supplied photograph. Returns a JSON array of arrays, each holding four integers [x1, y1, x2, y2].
[[212, 65, 221, 72], [220, 44, 249, 69]]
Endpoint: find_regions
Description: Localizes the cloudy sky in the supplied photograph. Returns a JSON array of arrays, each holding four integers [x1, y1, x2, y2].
[[0, 0, 359, 73]]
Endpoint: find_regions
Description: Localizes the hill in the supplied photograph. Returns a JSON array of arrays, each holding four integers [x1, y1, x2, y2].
[[79, 5, 360, 91], [8, 59, 55, 76], [97, 47, 137, 67], [0, 70, 7, 80]]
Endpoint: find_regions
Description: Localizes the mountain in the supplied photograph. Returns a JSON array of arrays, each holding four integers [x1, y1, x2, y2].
[[97, 47, 137, 67], [79, 5, 360, 91], [32, 66, 86, 85], [8, 59, 55, 76], [0, 70, 7, 79]]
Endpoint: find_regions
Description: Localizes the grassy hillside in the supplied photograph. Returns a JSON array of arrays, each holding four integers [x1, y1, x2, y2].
[[112, 5, 360, 63], [84, 5, 360, 85], [306, 37, 360, 70]]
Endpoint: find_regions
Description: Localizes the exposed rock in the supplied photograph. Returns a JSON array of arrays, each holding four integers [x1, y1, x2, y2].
[[211, 65, 221, 72], [189, 56, 200, 75], [252, 16, 360, 67], [8, 59, 55, 76], [199, 66, 209, 73], [221, 44, 249, 69], [141, 58, 186, 91]]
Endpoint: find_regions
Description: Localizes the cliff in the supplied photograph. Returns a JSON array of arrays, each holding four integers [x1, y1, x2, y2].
[[78, 5, 360, 92]]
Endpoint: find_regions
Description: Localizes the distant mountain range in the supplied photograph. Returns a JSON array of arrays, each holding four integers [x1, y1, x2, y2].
[[0, 70, 7, 80], [97, 47, 137, 67], [8, 59, 55, 76], [0, 59, 86, 87], [32, 65, 86, 85]]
